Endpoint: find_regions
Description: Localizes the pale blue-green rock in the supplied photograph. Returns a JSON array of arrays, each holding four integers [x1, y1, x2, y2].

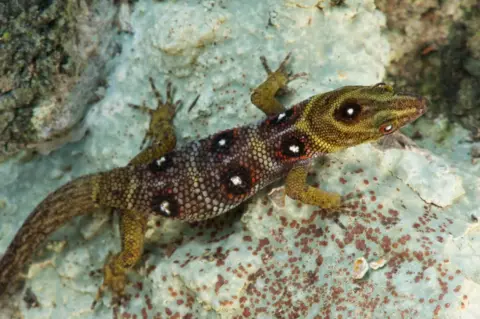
[[2, 1, 478, 319]]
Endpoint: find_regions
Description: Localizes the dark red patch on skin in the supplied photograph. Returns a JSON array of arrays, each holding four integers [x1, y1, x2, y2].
[[211, 129, 236, 158], [276, 135, 309, 160], [148, 153, 174, 172], [265, 107, 298, 126], [221, 165, 252, 196], [151, 194, 180, 217]]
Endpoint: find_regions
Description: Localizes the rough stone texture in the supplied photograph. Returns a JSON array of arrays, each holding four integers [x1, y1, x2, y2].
[[375, 0, 480, 132], [0, 0, 118, 160], [2, 0, 478, 318]]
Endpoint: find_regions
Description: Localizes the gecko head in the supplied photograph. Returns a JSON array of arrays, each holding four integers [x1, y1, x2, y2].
[[296, 82, 427, 153]]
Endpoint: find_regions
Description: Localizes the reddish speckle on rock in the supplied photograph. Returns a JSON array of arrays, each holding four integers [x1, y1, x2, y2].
[[335, 239, 345, 249], [363, 179, 369, 185], [413, 251, 424, 261], [316, 255, 323, 266], [398, 234, 411, 245], [145, 294, 153, 310], [355, 239, 366, 251], [381, 236, 392, 252], [339, 177, 347, 184], [215, 275, 227, 295], [388, 209, 399, 217]]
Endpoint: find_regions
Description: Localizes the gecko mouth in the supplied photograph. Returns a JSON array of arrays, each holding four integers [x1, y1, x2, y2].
[[414, 95, 428, 117]]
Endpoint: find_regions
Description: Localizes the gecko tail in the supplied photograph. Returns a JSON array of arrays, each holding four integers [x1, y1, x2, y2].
[[0, 174, 99, 297]]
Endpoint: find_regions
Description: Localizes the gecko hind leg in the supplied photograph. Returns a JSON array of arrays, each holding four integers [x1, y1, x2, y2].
[[93, 210, 146, 309], [251, 52, 307, 116], [92, 79, 183, 309]]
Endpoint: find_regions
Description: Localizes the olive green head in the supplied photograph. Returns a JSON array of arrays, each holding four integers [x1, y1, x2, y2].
[[296, 83, 427, 153]]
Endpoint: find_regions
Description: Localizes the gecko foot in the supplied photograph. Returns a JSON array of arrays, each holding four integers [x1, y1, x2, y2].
[[251, 52, 307, 115], [128, 77, 182, 150], [91, 253, 128, 310], [317, 192, 360, 218], [259, 52, 307, 96]]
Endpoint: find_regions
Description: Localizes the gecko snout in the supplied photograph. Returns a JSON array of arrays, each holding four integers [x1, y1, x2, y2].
[[416, 95, 428, 116]]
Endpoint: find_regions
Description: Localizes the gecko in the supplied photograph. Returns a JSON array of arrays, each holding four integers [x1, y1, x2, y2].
[[0, 53, 427, 307]]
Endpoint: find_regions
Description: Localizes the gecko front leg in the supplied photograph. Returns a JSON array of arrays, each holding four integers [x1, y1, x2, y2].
[[251, 52, 307, 115], [285, 165, 341, 209]]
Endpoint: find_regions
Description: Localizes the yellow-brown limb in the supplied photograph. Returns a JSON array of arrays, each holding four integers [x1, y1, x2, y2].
[[251, 53, 307, 115], [92, 210, 147, 308], [285, 165, 341, 209]]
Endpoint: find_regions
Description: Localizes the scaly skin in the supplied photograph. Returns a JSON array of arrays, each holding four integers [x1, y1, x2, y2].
[[0, 54, 427, 307]]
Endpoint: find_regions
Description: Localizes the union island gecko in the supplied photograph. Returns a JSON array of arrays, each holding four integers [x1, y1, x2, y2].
[[0, 54, 427, 309]]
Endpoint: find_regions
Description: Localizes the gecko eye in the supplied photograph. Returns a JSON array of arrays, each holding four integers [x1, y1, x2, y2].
[[373, 82, 394, 92], [379, 123, 395, 135], [335, 101, 362, 122]]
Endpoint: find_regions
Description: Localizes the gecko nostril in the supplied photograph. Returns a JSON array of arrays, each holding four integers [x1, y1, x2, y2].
[[417, 96, 428, 114]]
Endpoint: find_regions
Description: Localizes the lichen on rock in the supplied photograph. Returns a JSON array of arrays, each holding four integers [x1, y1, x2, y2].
[[0, 0, 118, 160]]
